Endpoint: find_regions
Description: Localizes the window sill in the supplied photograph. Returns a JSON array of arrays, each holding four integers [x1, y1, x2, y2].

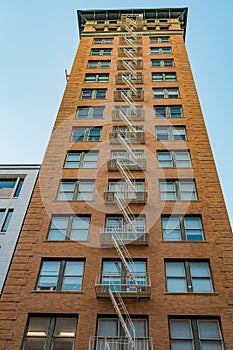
[[32, 290, 84, 294], [160, 240, 207, 243], [43, 240, 89, 243], [165, 292, 218, 296]]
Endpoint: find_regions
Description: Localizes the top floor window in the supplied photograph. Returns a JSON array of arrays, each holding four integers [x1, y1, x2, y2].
[[0, 178, 24, 198], [150, 36, 170, 43], [150, 47, 172, 54], [91, 48, 112, 56], [93, 38, 113, 44]]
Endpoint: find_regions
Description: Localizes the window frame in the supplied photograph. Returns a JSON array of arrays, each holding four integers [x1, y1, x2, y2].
[[71, 127, 102, 142], [76, 106, 105, 119], [0, 208, 13, 233], [150, 47, 172, 54], [159, 179, 198, 201], [93, 38, 113, 44], [47, 215, 91, 241], [81, 89, 107, 100], [64, 151, 99, 169], [153, 88, 179, 99], [0, 177, 24, 199], [57, 180, 95, 201], [169, 318, 224, 350], [156, 126, 187, 140], [154, 106, 183, 118], [90, 48, 112, 56], [87, 60, 110, 68], [84, 73, 109, 83], [21, 315, 78, 350], [151, 59, 174, 67], [152, 72, 177, 82], [36, 259, 85, 291], [165, 260, 214, 293], [149, 36, 170, 43], [162, 215, 204, 241], [157, 150, 192, 168]]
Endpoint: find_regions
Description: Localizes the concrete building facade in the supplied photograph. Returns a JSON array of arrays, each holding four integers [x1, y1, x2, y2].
[[0, 165, 39, 295], [0, 7, 232, 350]]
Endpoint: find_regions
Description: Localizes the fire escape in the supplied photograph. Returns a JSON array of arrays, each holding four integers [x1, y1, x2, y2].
[[94, 14, 152, 350]]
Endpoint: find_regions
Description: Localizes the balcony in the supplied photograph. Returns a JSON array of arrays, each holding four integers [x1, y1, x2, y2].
[[109, 129, 145, 144], [104, 191, 147, 204], [115, 73, 143, 84], [119, 36, 142, 45], [117, 60, 143, 70], [89, 337, 153, 350], [112, 107, 145, 121], [100, 227, 149, 246], [118, 47, 143, 57], [95, 273, 151, 298], [113, 89, 144, 102], [107, 158, 146, 171]]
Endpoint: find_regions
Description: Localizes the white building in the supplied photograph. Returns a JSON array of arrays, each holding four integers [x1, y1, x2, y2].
[[0, 164, 39, 294]]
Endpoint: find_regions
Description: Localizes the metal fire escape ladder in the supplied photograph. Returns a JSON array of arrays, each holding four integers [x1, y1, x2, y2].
[[114, 195, 138, 236], [109, 288, 136, 350], [112, 234, 138, 287]]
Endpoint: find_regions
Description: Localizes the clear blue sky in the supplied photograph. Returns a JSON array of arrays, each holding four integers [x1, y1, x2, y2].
[[0, 0, 232, 228]]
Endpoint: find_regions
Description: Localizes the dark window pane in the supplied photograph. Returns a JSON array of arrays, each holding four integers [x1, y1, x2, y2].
[[1, 210, 13, 232]]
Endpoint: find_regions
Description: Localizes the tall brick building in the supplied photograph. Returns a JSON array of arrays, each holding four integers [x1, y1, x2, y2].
[[0, 7, 232, 350]]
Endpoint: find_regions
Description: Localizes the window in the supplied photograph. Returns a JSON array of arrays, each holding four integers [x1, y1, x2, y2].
[[91, 48, 112, 56], [108, 180, 145, 200], [113, 105, 144, 119], [93, 38, 113, 44], [64, 152, 98, 168], [0, 178, 24, 198], [153, 88, 179, 99], [165, 260, 213, 293], [111, 150, 144, 162], [157, 151, 191, 168], [84, 74, 109, 82], [150, 47, 172, 54], [76, 106, 104, 119], [57, 180, 95, 201], [152, 72, 176, 82], [150, 36, 170, 43], [156, 126, 187, 140], [0, 209, 13, 233], [169, 318, 224, 350], [22, 316, 77, 350], [151, 59, 174, 67], [154, 106, 183, 118], [48, 216, 90, 241], [81, 89, 106, 99], [101, 260, 147, 290], [160, 180, 198, 201], [112, 125, 144, 141], [96, 317, 148, 349], [71, 127, 102, 141], [105, 215, 146, 235], [36, 260, 84, 291], [87, 60, 110, 68], [162, 216, 204, 241]]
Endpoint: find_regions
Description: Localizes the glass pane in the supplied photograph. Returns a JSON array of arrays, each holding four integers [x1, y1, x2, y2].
[[62, 277, 82, 291], [0, 179, 16, 197], [70, 229, 88, 240], [79, 182, 94, 191], [200, 341, 222, 350], [0, 210, 5, 224], [72, 217, 90, 229], [98, 319, 118, 336], [156, 128, 169, 140], [72, 129, 85, 141], [48, 229, 67, 240], [41, 261, 60, 275], [198, 320, 221, 339], [171, 340, 193, 350], [170, 320, 192, 338], [27, 317, 50, 334], [162, 217, 181, 241], [51, 217, 69, 229], [166, 262, 185, 276], [103, 261, 121, 274], [192, 278, 212, 292], [190, 263, 210, 277], [2, 210, 13, 232], [65, 261, 84, 275], [131, 319, 147, 337], [167, 278, 187, 292], [155, 108, 166, 118], [24, 338, 46, 350], [52, 338, 74, 350], [185, 217, 201, 229]]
